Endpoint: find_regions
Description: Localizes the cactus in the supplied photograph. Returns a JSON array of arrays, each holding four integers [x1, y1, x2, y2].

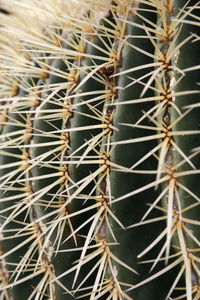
[[0, 0, 200, 299]]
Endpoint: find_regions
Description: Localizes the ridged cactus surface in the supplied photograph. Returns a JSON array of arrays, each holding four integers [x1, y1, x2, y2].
[[0, 0, 200, 299]]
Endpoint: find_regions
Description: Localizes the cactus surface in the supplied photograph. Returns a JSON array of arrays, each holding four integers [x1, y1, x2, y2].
[[0, 0, 200, 299]]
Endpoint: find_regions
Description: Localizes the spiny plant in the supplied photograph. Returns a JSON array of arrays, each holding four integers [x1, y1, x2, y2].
[[0, 0, 200, 299]]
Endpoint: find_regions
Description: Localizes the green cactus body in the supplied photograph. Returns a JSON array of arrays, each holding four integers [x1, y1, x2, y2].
[[0, 0, 200, 299]]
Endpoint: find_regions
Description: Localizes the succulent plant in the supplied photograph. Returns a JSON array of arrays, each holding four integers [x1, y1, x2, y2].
[[0, 0, 200, 299]]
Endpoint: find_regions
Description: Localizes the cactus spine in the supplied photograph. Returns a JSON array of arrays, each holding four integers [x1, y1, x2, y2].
[[0, 0, 200, 299]]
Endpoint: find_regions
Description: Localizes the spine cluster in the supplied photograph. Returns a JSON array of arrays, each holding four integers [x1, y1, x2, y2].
[[0, 0, 199, 299]]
